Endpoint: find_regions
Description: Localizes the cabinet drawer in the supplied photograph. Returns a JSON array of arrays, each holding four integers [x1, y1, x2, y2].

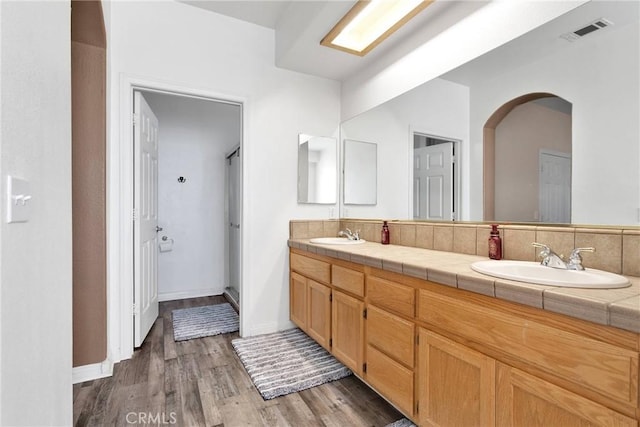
[[418, 289, 639, 409], [367, 305, 414, 368], [332, 265, 364, 297], [290, 253, 330, 284], [366, 345, 414, 417], [367, 276, 415, 318]]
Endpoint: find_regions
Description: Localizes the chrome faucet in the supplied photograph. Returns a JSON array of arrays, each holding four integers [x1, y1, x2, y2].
[[338, 228, 360, 240], [532, 243, 595, 270], [532, 242, 567, 269]]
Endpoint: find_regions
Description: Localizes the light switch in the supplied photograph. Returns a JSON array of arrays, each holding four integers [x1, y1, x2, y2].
[[7, 176, 31, 223]]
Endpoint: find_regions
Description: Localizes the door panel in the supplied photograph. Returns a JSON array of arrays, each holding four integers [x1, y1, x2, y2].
[[134, 91, 159, 347], [414, 143, 453, 220], [539, 151, 571, 223]]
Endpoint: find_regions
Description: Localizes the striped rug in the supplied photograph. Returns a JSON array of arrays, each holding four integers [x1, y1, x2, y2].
[[172, 303, 239, 342], [231, 328, 352, 400], [386, 419, 416, 427]]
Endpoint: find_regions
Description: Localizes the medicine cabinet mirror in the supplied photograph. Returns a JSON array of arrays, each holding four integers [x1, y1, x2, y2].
[[343, 139, 377, 205], [297, 134, 337, 204]]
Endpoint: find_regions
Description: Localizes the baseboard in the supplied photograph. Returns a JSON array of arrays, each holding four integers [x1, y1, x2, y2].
[[242, 320, 295, 337], [73, 358, 114, 384], [158, 288, 221, 302]]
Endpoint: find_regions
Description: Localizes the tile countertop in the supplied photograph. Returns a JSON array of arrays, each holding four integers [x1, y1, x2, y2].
[[288, 239, 640, 334]]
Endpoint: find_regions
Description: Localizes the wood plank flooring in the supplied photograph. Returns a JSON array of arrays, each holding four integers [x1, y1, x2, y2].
[[73, 296, 403, 426]]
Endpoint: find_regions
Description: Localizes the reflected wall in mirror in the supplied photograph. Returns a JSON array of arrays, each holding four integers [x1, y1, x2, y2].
[[485, 94, 572, 223], [339, 1, 639, 225], [297, 134, 337, 204], [343, 139, 377, 205]]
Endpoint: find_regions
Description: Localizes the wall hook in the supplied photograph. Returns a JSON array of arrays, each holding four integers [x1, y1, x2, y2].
[[177, 176, 186, 183]]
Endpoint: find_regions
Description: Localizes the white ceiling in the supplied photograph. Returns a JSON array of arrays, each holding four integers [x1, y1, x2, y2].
[[177, 0, 638, 93], [178, 0, 489, 81]]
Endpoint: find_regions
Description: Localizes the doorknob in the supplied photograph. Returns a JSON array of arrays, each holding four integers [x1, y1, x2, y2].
[[156, 226, 163, 232]]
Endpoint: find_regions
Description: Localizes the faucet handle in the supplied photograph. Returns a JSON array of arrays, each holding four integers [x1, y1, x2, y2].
[[532, 242, 550, 257], [568, 247, 595, 270], [570, 247, 595, 257]]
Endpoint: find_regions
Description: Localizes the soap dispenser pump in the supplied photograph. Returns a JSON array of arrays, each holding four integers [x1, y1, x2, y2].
[[381, 221, 390, 245], [488, 224, 502, 260]]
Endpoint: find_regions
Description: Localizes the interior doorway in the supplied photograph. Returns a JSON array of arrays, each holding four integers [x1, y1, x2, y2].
[[483, 93, 572, 222], [126, 85, 243, 348]]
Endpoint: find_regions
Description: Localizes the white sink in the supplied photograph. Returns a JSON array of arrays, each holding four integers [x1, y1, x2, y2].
[[309, 237, 366, 245], [471, 260, 630, 289]]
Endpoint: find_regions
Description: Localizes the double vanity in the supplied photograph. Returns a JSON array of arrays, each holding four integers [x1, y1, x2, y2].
[[289, 221, 640, 426]]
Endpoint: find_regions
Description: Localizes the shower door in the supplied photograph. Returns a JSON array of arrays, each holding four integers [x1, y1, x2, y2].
[[227, 147, 241, 302]]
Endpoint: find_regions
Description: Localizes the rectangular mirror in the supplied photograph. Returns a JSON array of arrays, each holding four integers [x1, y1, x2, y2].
[[343, 139, 377, 205], [297, 134, 337, 204]]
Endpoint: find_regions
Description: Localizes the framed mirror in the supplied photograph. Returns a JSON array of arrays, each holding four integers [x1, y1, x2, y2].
[[343, 139, 377, 205], [297, 134, 337, 204]]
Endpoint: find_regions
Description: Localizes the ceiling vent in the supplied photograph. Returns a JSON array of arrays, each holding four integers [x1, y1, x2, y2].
[[561, 18, 613, 42]]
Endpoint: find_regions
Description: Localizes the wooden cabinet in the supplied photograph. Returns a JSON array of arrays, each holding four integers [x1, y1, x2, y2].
[[418, 328, 495, 427], [496, 363, 637, 427], [332, 290, 364, 375], [290, 248, 640, 426]]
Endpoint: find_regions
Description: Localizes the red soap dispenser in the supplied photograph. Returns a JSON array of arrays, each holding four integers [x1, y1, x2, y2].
[[381, 221, 390, 245], [488, 224, 502, 260]]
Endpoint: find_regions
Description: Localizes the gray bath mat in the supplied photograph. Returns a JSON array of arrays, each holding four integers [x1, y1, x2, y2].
[[172, 303, 239, 341], [386, 419, 416, 427], [231, 328, 352, 400]]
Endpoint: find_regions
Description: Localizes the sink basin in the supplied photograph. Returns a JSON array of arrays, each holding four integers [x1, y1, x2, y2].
[[309, 237, 366, 245], [471, 260, 630, 289]]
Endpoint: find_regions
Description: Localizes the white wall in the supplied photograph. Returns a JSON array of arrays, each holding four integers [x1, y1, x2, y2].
[[0, 1, 72, 425], [341, 78, 469, 220], [143, 92, 240, 301], [108, 1, 341, 359], [468, 18, 640, 225]]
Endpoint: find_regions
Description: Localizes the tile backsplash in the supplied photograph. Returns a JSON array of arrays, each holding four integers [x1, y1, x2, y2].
[[290, 219, 640, 277]]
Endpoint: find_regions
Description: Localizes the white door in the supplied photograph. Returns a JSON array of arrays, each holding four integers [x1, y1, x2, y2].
[[228, 148, 241, 298], [414, 143, 454, 220], [133, 91, 159, 347], [539, 150, 571, 223]]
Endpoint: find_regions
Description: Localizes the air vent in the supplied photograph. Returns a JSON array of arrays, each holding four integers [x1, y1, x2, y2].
[[561, 18, 613, 42]]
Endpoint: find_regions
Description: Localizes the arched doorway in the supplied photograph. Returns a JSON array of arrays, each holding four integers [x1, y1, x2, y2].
[[483, 93, 572, 222]]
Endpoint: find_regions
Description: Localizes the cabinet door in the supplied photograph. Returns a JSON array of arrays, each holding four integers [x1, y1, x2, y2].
[[332, 291, 364, 375], [496, 363, 637, 427], [290, 272, 308, 331], [307, 280, 331, 351], [418, 328, 496, 427]]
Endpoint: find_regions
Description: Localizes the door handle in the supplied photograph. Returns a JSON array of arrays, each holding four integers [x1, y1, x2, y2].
[[156, 226, 163, 232]]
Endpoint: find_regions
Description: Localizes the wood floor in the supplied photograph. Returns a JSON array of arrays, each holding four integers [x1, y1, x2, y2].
[[73, 296, 403, 426]]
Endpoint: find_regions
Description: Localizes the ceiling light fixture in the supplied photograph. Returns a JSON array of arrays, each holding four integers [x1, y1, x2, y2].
[[321, 0, 434, 56]]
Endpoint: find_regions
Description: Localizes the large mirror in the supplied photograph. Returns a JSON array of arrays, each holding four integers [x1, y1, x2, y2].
[[297, 134, 337, 204], [339, 1, 639, 226], [343, 139, 377, 205]]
